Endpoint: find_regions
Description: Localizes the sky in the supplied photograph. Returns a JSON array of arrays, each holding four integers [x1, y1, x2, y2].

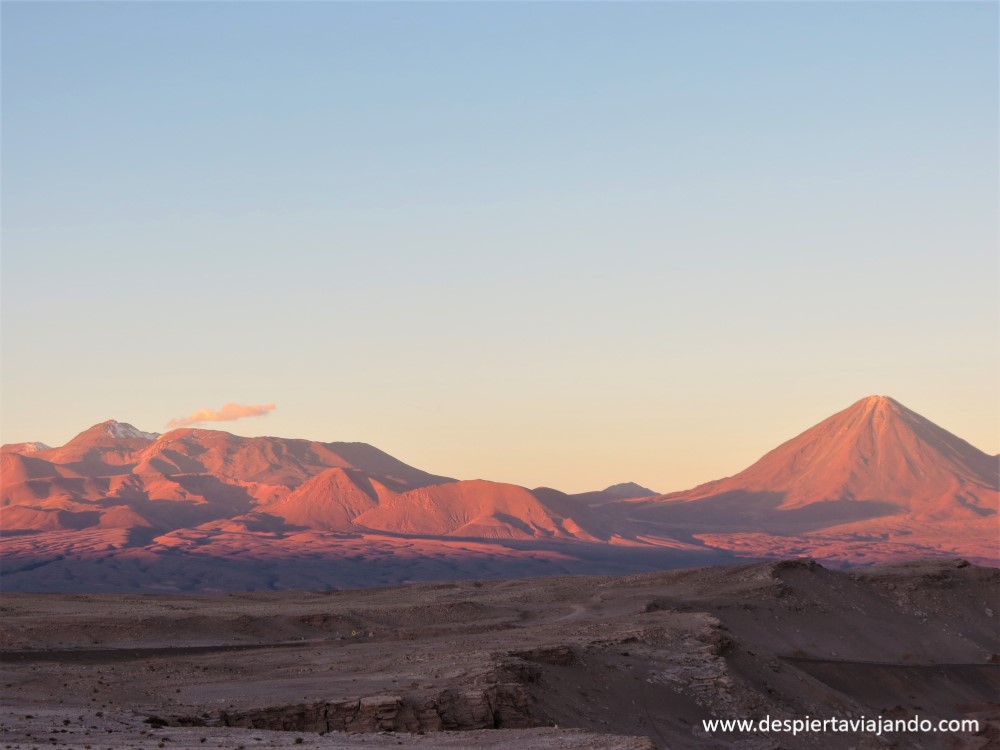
[[2, 1, 998, 493]]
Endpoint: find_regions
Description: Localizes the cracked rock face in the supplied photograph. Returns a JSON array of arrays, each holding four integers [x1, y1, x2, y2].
[[216, 664, 539, 733], [645, 617, 741, 714]]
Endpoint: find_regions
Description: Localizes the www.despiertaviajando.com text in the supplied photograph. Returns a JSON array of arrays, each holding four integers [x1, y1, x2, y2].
[[703, 714, 980, 737]]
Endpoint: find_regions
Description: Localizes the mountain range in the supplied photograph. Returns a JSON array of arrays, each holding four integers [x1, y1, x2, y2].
[[1, 395, 996, 591]]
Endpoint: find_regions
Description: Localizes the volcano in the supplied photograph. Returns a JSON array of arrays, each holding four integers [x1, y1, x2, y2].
[[665, 395, 997, 518], [0, 396, 996, 592], [626, 396, 998, 564]]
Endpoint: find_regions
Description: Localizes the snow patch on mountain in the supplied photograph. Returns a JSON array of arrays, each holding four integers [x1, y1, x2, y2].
[[1, 441, 51, 453], [106, 422, 159, 441]]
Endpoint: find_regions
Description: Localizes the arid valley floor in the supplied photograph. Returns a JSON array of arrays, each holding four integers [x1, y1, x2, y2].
[[1, 558, 998, 749]]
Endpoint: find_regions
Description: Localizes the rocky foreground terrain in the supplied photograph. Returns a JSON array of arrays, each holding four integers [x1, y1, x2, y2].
[[1, 558, 997, 749]]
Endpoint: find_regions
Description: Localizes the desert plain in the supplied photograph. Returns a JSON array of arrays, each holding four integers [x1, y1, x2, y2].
[[2, 558, 998, 749]]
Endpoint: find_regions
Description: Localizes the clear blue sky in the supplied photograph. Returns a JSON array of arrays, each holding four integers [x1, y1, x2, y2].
[[3, 1, 997, 492]]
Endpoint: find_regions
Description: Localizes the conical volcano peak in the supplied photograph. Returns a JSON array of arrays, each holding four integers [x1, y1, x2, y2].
[[841, 395, 923, 430], [667, 394, 998, 518], [854, 394, 902, 413], [861, 394, 894, 405]]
